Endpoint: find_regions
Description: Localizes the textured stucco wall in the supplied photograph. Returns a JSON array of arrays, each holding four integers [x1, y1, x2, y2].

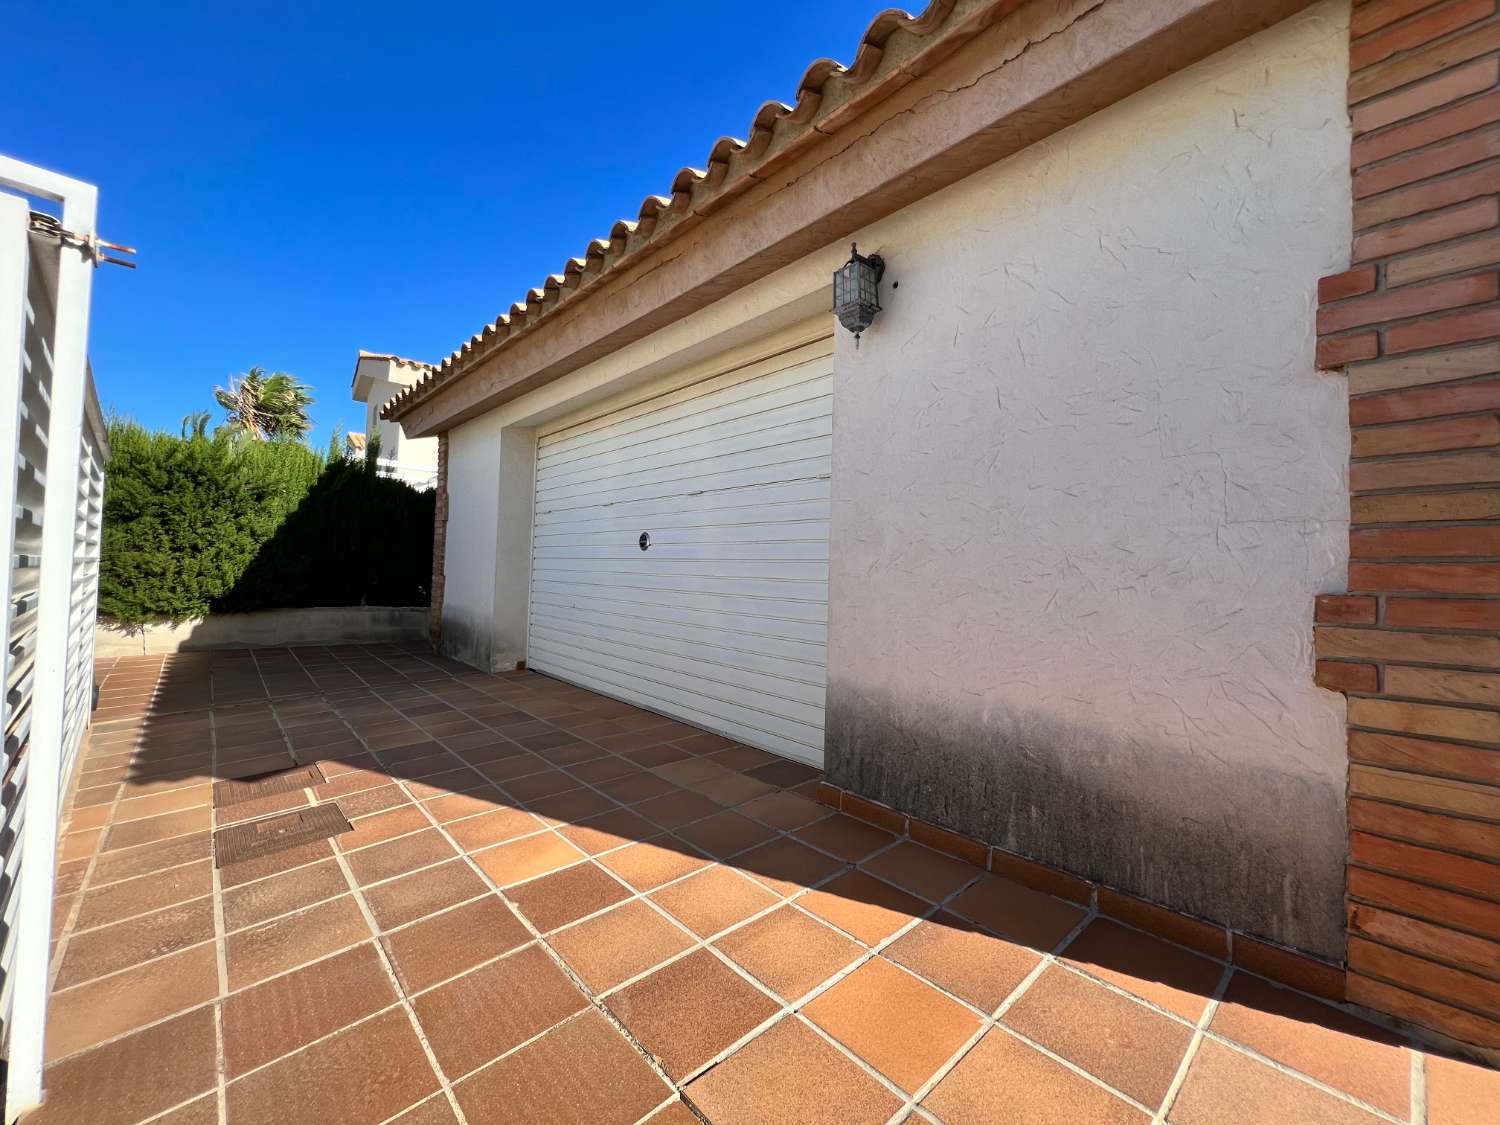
[[825, 3, 1353, 957], [440, 412, 534, 672], [441, 412, 504, 670]]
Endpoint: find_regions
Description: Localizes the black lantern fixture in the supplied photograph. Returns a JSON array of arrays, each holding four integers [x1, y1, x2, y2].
[[833, 242, 885, 345]]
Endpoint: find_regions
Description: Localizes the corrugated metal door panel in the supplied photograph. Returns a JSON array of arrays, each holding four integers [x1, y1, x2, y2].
[[530, 338, 832, 765]]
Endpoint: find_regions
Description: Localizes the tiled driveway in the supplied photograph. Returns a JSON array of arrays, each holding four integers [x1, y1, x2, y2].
[[34, 645, 1499, 1124]]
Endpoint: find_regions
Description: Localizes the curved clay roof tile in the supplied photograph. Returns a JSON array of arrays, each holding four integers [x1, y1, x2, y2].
[[386, 0, 983, 422]]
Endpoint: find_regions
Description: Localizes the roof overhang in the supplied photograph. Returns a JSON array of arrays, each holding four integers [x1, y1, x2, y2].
[[388, 0, 1319, 438]]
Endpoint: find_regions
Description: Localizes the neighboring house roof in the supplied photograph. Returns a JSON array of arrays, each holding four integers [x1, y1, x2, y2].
[[384, 0, 987, 423], [347, 431, 367, 452], [352, 350, 434, 401]]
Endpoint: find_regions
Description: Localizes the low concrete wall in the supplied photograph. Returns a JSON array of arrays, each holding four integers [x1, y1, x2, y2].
[[96, 606, 429, 656]]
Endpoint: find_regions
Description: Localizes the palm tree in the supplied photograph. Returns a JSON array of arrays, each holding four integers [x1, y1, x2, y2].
[[213, 368, 314, 441]]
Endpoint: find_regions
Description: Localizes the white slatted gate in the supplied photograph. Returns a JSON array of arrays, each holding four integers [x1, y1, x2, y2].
[[0, 159, 105, 1122], [529, 337, 832, 766]]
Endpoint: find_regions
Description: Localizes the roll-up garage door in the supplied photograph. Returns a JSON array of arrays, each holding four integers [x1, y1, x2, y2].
[[528, 336, 832, 766]]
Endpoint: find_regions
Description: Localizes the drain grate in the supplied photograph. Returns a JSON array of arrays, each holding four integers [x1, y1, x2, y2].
[[213, 803, 351, 868], [212, 764, 326, 808]]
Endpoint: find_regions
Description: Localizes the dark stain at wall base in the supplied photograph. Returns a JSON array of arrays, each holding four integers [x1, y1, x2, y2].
[[825, 679, 1347, 960], [436, 611, 496, 673]]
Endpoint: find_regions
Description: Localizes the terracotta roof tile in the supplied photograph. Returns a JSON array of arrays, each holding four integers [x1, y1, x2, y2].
[[385, 0, 1018, 422]]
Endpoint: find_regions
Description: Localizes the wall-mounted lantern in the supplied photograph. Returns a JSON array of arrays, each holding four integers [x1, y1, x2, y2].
[[834, 242, 885, 345]]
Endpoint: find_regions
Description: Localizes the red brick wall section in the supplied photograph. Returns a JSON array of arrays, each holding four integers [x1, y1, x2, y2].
[[430, 432, 449, 649], [1316, 0, 1500, 1050]]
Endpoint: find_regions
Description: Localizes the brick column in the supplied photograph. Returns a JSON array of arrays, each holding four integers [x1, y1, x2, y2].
[[1314, 0, 1500, 1051], [430, 432, 449, 649]]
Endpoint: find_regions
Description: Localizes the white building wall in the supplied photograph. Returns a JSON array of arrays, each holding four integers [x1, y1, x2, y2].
[[824, 2, 1353, 955]]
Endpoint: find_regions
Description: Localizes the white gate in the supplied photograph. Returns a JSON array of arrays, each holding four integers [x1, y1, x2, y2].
[[0, 157, 108, 1122]]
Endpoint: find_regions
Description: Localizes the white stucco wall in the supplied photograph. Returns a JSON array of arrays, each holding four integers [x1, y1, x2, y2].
[[824, 2, 1352, 955], [440, 411, 534, 670]]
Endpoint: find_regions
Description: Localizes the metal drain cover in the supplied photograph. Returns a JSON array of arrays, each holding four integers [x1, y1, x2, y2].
[[213, 803, 351, 868], [213, 764, 326, 808]]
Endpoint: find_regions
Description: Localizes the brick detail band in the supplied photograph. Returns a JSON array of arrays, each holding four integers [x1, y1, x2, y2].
[[1314, 0, 1500, 1052], [430, 432, 450, 649], [814, 783, 1345, 1003]]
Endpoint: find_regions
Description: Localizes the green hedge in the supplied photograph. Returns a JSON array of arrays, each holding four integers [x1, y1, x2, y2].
[[100, 420, 434, 624]]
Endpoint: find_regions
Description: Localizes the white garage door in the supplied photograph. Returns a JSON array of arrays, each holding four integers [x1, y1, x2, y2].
[[528, 337, 832, 766]]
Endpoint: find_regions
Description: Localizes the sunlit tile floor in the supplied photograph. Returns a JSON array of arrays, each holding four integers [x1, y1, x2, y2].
[[32, 645, 1500, 1124]]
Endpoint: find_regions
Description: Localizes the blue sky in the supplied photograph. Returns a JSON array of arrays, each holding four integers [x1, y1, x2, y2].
[[5, 1, 884, 443]]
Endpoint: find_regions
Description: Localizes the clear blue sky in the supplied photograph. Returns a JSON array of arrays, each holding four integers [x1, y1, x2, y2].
[[5, 1, 883, 443]]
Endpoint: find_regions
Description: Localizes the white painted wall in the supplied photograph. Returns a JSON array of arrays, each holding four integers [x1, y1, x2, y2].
[[824, 2, 1352, 955], [440, 410, 534, 670]]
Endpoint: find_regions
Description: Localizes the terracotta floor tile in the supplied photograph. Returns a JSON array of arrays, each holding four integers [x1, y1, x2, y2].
[[113, 783, 211, 822], [804, 956, 979, 1093], [740, 789, 830, 830], [689, 770, 776, 807], [336, 804, 431, 853], [90, 833, 212, 884], [644, 1098, 700, 1123], [1426, 1052, 1500, 1125], [885, 911, 1043, 1012], [364, 857, 490, 931], [225, 1008, 440, 1125], [1062, 918, 1222, 1022], [949, 873, 1086, 952], [56, 895, 215, 987], [687, 1015, 902, 1124], [221, 857, 348, 931], [598, 839, 710, 891], [152, 1094, 220, 1125], [226, 894, 372, 990], [597, 771, 680, 804], [454, 1008, 668, 1124], [650, 865, 780, 938], [382, 895, 531, 993], [736, 836, 847, 897], [102, 806, 210, 850], [73, 858, 213, 930], [1210, 971, 1410, 1117], [558, 807, 661, 855], [607, 948, 780, 1081], [46, 943, 218, 1062], [502, 767, 583, 803], [568, 755, 641, 784], [446, 806, 544, 851], [1007, 965, 1194, 1107], [423, 787, 512, 822], [510, 860, 633, 932], [27, 1007, 217, 1125], [620, 743, 692, 769], [223, 942, 397, 1077], [860, 840, 983, 902], [800, 869, 927, 946], [634, 789, 723, 828], [924, 1026, 1147, 1125], [525, 785, 620, 825], [332, 783, 410, 818], [716, 905, 863, 1000], [473, 831, 586, 887], [217, 840, 337, 894], [794, 813, 895, 863], [675, 810, 776, 859], [344, 828, 457, 885], [385, 1095, 459, 1125], [476, 752, 549, 783], [414, 943, 588, 1077], [1168, 1039, 1386, 1124], [550, 900, 696, 993]]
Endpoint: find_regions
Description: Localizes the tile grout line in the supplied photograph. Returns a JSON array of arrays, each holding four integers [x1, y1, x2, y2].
[[1152, 962, 1230, 1124], [207, 702, 230, 1125], [266, 696, 475, 1125]]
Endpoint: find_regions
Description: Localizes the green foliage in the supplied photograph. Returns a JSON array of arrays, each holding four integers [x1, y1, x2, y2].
[[213, 367, 315, 441], [100, 419, 433, 624]]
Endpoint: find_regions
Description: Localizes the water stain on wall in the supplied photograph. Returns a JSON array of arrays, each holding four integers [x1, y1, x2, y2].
[[825, 679, 1347, 959]]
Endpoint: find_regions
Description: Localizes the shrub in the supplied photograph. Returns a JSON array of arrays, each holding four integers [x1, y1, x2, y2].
[[99, 419, 434, 623]]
